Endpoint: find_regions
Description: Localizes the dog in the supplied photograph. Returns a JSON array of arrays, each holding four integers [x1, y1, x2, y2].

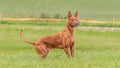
[[20, 11, 79, 58]]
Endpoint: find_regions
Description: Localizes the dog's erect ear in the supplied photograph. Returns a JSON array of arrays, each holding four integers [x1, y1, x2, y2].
[[68, 11, 72, 19], [74, 11, 78, 18]]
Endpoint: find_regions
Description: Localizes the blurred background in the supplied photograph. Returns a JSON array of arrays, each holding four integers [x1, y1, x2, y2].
[[0, 0, 120, 20]]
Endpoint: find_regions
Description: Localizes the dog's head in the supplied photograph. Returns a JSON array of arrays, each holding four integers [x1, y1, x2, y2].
[[68, 11, 79, 27]]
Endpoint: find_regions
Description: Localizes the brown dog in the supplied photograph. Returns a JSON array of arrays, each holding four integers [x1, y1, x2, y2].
[[20, 11, 79, 58]]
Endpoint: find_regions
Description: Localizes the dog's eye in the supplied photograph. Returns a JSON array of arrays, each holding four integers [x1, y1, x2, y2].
[[71, 19, 74, 21]]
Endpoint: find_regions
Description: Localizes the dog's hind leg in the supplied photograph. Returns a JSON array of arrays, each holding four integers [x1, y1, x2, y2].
[[35, 43, 49, 59], [40, 47, 50, 58]]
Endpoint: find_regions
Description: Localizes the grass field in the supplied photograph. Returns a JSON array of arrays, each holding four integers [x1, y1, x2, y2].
[[0, 0, 120, 20], [1, 0, 120, 68], [1, 21, 120, 68]]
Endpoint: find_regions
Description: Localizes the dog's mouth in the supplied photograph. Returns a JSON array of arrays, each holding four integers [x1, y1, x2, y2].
[[75, 23, 79, 27], [72, 22, 79, 27]]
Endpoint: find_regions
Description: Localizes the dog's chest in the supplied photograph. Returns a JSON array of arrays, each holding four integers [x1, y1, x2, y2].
[[63, 33, 74, 46]]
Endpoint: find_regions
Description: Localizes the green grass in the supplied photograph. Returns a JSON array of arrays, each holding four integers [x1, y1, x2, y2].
[[1, 21, 120, 68], [0, 0, 120, 20], [1, 20, 120, 27]]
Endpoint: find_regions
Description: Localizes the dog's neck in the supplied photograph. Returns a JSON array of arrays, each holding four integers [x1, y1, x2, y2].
[[65, 22, 74, 35]]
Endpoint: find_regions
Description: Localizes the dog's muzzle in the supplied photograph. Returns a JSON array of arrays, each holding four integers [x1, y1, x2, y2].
[[74, 21, 80, 27]]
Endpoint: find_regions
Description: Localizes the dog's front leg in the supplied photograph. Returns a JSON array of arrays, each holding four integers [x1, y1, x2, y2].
[[64, 47, 70, 58], [70, 44, 74, 57], [62, 40, 70, 58]]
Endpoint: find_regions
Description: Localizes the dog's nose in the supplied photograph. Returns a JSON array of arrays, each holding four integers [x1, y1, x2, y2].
[[76, 21, 80, 26], [77, 22, 80, 26], [76, 23, 78, 26]]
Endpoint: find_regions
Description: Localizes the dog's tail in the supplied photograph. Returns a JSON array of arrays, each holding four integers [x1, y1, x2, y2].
[[20, 29, 35, 45]]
